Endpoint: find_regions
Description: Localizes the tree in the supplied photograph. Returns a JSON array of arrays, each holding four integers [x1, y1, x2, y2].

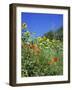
[[44, 27, 63, 41], [44, 31, 54, 40]]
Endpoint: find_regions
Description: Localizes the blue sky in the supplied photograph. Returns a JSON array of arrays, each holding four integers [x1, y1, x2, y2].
[[21, 12, 63, 37]]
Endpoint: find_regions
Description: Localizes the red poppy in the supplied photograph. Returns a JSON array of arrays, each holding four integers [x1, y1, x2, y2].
[[53, 57, 59, 62], [48, 57, 59, 65]]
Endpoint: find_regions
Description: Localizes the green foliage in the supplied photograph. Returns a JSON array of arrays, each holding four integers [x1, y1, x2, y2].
[[44, 27, 63, 41], [21, 23, 63, 77]]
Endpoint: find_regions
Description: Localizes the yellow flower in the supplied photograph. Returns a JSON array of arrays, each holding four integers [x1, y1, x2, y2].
[[46, 38, 49, 42], [52, 39, 55, 42], [22, 23, 27, 29], [37, 37, 42, 42], [39, 43, 43, 46], [43, 36, 47, 41]]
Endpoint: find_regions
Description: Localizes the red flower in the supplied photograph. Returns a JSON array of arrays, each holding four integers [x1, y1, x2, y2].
[[48, 57, 59, 65], [53, 57, 59, 62]]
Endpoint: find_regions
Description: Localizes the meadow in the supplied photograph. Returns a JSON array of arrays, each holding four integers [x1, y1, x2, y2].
[[21, 23, 63, 77]]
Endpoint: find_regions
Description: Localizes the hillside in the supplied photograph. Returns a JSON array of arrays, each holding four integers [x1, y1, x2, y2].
[[43, 27, 63, 41]]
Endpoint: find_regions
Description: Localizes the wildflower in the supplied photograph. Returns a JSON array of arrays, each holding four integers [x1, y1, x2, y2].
[[48, 57, 59, 65], [43, 36, 47, 41], [39, 43, 43, 46], [29, 44, 41, 55], [37, 37, 42, 43], [22, 22, 27, 29], [52, 39, 54, 42], [46, 38, 49, 42], [24, 31, 30, 37], [48, 61, 53, 65], [52, 57, 59, 62]]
